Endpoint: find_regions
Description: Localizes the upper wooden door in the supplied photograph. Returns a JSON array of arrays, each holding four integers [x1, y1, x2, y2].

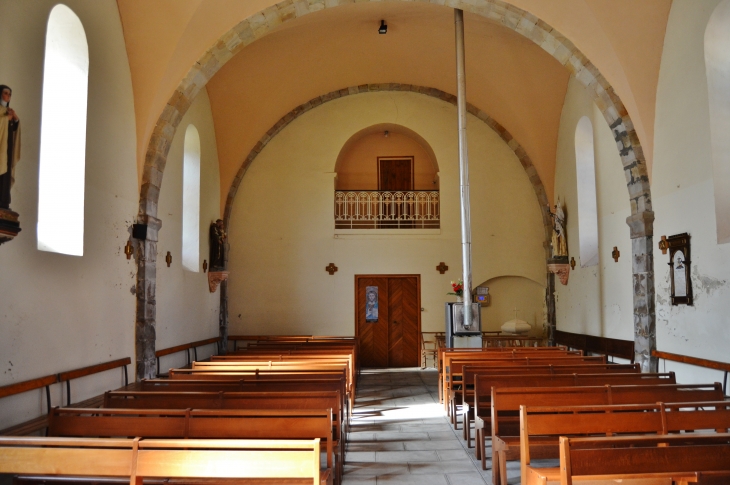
[[378, 158, 413, 191], [356, 275, 420, 368]]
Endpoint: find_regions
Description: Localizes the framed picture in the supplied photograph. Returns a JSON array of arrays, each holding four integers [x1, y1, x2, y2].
[[365, 286, 379, 322], [667, 233, 692, 306]]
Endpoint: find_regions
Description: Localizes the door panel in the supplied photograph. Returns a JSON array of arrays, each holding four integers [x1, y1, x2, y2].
[[379, 158, 413, 191], [356, 275, 420, 368], [399, 277, 420, 367], [357, 277, 389, 367]]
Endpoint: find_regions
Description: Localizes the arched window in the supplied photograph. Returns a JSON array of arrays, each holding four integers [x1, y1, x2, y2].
[[37, 4, 89, 255], [574, 116, 599, 267], [705, 0, 730, 244], [182, 125, 201, 271]]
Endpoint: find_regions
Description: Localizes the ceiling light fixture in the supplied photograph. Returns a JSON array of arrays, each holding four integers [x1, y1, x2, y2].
[[379, 20, 387, 34]]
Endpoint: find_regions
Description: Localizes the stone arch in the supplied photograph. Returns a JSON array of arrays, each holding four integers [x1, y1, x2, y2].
[[134, 0, 655, 379], [221, 84, 552, 258]]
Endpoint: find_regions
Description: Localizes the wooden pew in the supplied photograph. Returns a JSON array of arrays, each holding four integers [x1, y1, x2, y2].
[[458, 363, 640, 441], [193, 358, 355, 391], [488, 383, 725, 485], [48, 407, 341, 484], [170, 366, 353, 420], [438, 347, 575, 401], [460, 371, 673, 447], [472, 372, 673, 459], [103, 389, 345, 467], [0, 436, 332, 485], [522, 400, 730, 485], [447, 357, 639, 422], [140, 376, 350, 432], [443, 355, 605, 413], [558, 433, 730, 485]]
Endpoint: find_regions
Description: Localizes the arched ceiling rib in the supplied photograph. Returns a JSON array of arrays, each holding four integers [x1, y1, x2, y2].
[[205, 3, 569, 208], [116, 0, 670, 183]]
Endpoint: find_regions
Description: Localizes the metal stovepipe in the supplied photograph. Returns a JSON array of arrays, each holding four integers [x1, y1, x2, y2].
[[455, 8, 473, 329]]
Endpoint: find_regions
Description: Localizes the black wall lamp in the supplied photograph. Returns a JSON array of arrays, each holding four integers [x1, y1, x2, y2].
[[379, 20, 387, 34]]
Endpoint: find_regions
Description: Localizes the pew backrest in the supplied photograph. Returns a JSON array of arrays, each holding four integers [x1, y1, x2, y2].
[[559, 433, 730, 485], [0, 436, 327, 485]]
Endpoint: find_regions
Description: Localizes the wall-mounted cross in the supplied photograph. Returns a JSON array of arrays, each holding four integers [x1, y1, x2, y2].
[[436, 262, 449, 274], [325, 263, 338, 275], [612, 246, 620, 262]]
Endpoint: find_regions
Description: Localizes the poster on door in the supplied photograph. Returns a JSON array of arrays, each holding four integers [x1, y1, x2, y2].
[[365, 286, 378, 322]]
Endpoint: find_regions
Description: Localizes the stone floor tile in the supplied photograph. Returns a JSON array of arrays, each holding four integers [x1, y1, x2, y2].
[[348, 369, 495, 484], [408, 459, 479, 475], [445, 472, 489, 484]]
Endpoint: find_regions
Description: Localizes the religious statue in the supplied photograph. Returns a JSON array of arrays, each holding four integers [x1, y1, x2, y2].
[[548, 197, 567, 259], [209, 219, 227, 271], [0, 85, 21, 210]]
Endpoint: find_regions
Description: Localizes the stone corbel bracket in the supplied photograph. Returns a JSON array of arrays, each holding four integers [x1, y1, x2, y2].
[[208, 271, 229, 293], [547, 263, 570, 285]]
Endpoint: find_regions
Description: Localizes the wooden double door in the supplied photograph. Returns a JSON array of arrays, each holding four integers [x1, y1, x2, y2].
[[356, 275, 420, 368]]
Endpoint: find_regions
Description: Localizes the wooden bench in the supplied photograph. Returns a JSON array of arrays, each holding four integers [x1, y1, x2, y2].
[[443, 355, 605, 413], [103, 389, 345, 464], [447, 357, 640, 422], [193, 359, 355, 392], [169, 366, 353, 419], [140, 376, 351, 432], [457, 363, 640, 439], [461, 371, 673, 446], [440, 350, 587, 405], [558, 433, 730, 485], [436, 346, 569, 401], [488, 383, 725, 485], [48, 406, 341, 484], [471, 372, 674, 460], [522, 400, 730, 485], [0, 436, 332, 485]]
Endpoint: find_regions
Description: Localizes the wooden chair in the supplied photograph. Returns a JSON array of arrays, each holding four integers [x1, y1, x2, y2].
[[420, 332, 439, 368]]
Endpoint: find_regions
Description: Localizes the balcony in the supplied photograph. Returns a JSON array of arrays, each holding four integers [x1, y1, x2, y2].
[[334, 191, 440, 229]]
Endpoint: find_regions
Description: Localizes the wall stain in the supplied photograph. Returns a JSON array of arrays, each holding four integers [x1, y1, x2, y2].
[[691, 265, 727, 300]]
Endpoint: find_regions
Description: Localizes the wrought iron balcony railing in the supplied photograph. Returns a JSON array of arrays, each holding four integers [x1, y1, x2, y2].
[[334, 191, 440, 229]]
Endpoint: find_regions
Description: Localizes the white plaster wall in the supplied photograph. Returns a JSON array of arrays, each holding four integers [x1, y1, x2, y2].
[[227, 92, 546, 336], [156, 89, 221, 371], [553, 78, 634, 341], [652, 0, 730, 385], [0, 1, 137, 429]]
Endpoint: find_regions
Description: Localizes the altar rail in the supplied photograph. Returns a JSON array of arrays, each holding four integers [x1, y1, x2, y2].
[[335, 190, 440, 229]]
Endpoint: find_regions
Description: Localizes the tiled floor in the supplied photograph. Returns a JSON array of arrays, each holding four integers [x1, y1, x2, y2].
[[343, 368, 506, 485]]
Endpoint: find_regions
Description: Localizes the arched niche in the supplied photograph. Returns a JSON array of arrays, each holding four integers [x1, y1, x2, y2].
[[475, 275, 545, 336], [334, 124, 439, 191]]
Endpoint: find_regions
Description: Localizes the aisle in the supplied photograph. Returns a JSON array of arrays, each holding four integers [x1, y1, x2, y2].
[[342, 368, 495, 485]]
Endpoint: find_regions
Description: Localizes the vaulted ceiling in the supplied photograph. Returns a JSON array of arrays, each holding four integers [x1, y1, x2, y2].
[[116, 0, 671, 207]]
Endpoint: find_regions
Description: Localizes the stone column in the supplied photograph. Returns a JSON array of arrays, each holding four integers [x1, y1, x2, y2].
[[134, 214, 161, 380], [627, 211, 657, 372]]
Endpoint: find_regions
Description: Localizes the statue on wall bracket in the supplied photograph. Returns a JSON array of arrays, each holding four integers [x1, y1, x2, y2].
[[208, 219, 228, 292], [0, 85, 21, 246], [547, 197, 570, 285]]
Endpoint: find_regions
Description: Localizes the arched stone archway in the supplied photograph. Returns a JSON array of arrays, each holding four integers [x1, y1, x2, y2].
[[221, 84, 552, 253], [134, 0, 655, 379]]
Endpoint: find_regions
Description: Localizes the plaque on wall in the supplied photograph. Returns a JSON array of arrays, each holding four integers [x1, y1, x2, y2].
[[666, 233, 692, 306]]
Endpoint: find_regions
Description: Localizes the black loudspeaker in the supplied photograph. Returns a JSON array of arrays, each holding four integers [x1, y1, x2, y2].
[[132, 223, 148, 240]]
